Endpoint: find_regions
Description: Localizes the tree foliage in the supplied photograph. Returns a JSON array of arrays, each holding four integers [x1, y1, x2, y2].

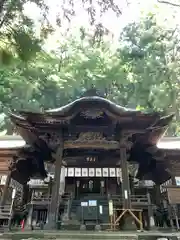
[[0, 11, 180, 136], [0, 0, 52, 64]]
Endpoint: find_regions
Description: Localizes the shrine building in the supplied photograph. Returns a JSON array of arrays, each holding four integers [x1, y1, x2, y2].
[[0, 90, 180, 230]]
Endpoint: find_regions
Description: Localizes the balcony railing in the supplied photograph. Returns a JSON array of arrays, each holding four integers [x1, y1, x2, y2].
[[30, 196, 51, 205], [30, 192, 72, 205], [111, 194, 148, 205]]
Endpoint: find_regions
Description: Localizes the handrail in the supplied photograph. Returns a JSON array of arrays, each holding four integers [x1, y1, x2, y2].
[[111, 194, 148, 203], [111, 194, 147, 198], [31, 195, 51, 203], [63, 192, 72, 199], [111, 194, 147, 197], [30, 192, 72, 203]]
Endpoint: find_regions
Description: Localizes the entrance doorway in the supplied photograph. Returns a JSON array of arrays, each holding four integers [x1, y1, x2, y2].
[[75, 178, 104, 198]]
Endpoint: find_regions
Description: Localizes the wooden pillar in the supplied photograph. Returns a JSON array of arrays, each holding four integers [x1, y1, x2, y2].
[[170, 175, 179, 230], [120, 147, 131, 209], [22, 184, 29, 205], [0, 172, 11, 206], [25, 205, 33, 230], [100, 180, 104, 196], [59, 166, 66, 196], [154, 184, 161, 206], [129, 176, 135, 195], [147, 192, 155, 229], [48, 177, 53, 198], [45, 131, 63, 229], [171, 175, 176, 185]]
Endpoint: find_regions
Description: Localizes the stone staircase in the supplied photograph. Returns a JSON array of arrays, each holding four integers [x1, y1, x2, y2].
[[0, 204, 11, 220], [0, 192, 26, 228], [60, 192, 80, 228]]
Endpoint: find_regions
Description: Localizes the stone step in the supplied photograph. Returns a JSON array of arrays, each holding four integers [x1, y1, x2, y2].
[[1, 231, 180, 240]]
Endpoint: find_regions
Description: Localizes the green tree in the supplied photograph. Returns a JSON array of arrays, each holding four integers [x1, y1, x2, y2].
[[118, 14, 180, 135], [0, 0, 48, 64], [1, 13, 180, 136]]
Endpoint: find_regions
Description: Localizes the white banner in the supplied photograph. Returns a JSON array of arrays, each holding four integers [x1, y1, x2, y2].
[[89, 168, 95, 177], [68, 168, 74, 177], [103, 168, 109, 177], [75, 168, 81, 177], [82, 168, 88, 177], [110, 168, 116, 177], [96, 168, 102, 177]]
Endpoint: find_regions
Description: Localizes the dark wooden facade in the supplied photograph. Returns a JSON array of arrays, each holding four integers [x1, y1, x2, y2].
[[0, 91, 180, 230]]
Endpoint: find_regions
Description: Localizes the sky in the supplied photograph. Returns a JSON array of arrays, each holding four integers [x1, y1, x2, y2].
[[23, 0, 179, 49]]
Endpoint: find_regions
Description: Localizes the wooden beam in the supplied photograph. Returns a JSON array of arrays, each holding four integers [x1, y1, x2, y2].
[[46, 130, 63, 229], [63, 140, 119, 149]]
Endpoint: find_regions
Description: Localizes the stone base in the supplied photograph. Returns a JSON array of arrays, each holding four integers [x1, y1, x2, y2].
[[121, 215, 137, 231], [95, 224, 101, 231], [148, 216, 156, 230], [24, 224, 33, 230], [2, 231, 180, 240], [80, 224, 86, 231], [44, 222, 56, 230], [44, 213, 57, 230]]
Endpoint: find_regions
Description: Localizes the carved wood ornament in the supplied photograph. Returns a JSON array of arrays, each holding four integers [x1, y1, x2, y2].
[[80, 109, 103, 119], [77, 132, 105, 141], [119, 132, 133, 150], [65, 132, 119, 149]]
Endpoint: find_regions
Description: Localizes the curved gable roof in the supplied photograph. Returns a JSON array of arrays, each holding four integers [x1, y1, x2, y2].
[[46, 96, 140, 116]]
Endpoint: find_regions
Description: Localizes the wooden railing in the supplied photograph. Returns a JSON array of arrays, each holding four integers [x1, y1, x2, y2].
[[30, 192, 72, 205], [111, 194, 148, 205], [63, 192, 73, 219], [62, 192, 72, 201], [30, 196, 52, 204]]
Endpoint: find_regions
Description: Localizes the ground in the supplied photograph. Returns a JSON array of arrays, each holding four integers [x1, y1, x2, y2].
[[1, 231, 180, 240]]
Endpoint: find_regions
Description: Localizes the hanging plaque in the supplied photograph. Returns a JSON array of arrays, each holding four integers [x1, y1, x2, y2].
[[82, 168, 88, 177], [89, 168, 95, 177], [103, 168, 109, 177], [96, 168, 102, 177], [110, 168, 116, 177], [75, 168, 81, 177], [68, 168, 74, 177]]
